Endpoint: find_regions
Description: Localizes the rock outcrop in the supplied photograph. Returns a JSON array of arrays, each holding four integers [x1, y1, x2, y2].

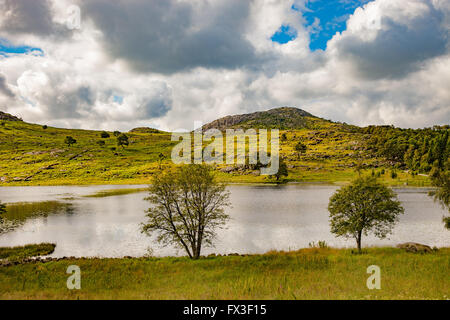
[[201, 107, 320, 131], [0, 111, 22, 121]]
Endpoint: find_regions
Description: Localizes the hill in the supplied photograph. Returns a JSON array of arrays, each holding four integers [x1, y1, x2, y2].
[[202, 107, 339, 131], [0, 107, 445, 186], [129, 127, 166, 134], [0, 119, 174, 185]]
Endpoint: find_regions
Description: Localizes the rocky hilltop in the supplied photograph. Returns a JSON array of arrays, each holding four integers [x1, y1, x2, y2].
[[0, 111, 22, 122], [201, 107, 325, 131]]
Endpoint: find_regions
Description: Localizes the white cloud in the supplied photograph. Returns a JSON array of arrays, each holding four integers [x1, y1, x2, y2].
[[0, 0, 448, 131]]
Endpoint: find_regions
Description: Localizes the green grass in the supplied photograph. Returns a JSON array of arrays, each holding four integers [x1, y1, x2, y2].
[[0, 243, 56, 261], [0, 120, 431, 186], [0, 247, 448, 299]]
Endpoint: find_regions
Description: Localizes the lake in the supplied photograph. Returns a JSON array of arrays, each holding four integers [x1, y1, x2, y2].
[[0, 184, 448, 257]]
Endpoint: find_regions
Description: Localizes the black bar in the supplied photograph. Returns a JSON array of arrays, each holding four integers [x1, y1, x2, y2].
[[1, 300, 447, 319]]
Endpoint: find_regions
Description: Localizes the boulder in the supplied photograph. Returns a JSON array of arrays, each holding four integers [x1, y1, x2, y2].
[[396, 242, 433, 253]]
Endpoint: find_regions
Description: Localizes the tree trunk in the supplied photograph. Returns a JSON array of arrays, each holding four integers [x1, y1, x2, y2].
[[191, 242, 198, 260], [356, 230, 362, 253], [195, 236, 202, 260], [193, 247, 201, 260]]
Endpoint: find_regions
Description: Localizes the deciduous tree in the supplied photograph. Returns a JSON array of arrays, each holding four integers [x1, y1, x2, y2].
[[142, 164, 230, 259], [429, 164, 450, 229], [328, 176, 404, 252]]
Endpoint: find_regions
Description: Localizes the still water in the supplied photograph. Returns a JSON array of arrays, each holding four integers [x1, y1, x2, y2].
[[0, 184, 448, 257]]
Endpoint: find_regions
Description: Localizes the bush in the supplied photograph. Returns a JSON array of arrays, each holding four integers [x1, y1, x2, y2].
[[64, 136, 77, 147], [117, 133, 129, 148], [100, 131, 110, 138]]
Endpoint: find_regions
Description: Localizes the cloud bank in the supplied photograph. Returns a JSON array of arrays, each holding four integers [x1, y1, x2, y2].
[[0, 0, 448, 131]]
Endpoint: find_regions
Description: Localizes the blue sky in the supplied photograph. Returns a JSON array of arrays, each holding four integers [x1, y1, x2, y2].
[[272, 0, 374, 50], [0, 39, 43, 56]]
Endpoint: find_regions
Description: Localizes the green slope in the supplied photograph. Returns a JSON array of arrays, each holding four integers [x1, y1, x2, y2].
[[0, 120, 175, 185], [0, 108, 438, 186]]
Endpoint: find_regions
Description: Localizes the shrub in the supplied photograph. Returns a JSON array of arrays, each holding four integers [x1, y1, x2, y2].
[[100, 131, 110, 138], [64, 136, 77, 147]]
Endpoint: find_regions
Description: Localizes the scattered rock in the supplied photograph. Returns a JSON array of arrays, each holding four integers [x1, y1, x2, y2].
[[50, 149, 65, 156], [24, 151, 47, 156], [39, 163, 58, 170], [397, 242, 434, 253]]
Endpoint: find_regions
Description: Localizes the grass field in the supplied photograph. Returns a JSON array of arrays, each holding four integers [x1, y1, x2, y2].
[[0, 246, 448, 300], [0, 120, 431, 187]]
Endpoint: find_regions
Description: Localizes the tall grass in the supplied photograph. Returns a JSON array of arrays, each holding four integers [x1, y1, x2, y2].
[[0, 247, 448, 300]]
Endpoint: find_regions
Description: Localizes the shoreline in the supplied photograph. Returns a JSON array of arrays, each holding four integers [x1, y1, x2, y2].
[[0, 179, 434, 188]]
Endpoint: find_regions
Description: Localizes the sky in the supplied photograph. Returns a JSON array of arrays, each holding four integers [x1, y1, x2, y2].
[[0, 0, 449, 131]]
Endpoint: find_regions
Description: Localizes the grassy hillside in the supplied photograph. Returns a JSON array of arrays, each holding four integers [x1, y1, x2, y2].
[[0, 109, 434, 186], [0, 247, 448, 299], [0, 120, 175, 185]]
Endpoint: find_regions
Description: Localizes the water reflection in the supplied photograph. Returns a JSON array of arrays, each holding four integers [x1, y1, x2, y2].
[[0, 184, 448, 257], [2, 201, 73, 232]]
